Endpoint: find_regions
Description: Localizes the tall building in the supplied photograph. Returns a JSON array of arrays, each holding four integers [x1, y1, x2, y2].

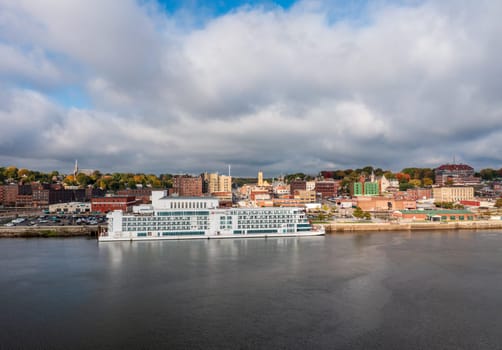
[[204, 173, 232, 194], [205, 173, 220, 194], [435, 164, 480, 186], [218, 175, 232, 192], [173, 175, 203, 197]]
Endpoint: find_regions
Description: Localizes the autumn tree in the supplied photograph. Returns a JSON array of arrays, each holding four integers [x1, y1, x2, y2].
[[409, 179, 422, 187], [4, 166, 18, 180], [423, 178, 434, 187]]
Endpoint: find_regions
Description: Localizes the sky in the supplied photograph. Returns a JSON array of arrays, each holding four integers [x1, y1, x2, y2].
[[0, 0, 501, 176]]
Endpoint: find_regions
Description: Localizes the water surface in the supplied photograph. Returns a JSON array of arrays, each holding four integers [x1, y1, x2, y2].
[[1, 231, 502, 349]]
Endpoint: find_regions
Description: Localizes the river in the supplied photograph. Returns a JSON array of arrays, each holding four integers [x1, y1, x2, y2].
[[1, 231, 502, 349]]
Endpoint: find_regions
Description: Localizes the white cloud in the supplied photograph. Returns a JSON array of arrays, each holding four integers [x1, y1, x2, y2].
[[1, 0, 502, 175]]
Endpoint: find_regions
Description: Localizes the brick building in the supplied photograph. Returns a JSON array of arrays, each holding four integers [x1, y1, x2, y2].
[[356, 196, 417, 211], [173, 175, 203, 197], [91, 196, 137, 213], [315, 180, 338, 199], [117, 188, 153, 204], [290, 180, 307, 194], [2, 184, 19, 206], [435, 164, 480, 186]]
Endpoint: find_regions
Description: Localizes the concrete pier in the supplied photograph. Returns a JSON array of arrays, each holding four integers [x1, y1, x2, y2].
[[326, 220, 502, 233]]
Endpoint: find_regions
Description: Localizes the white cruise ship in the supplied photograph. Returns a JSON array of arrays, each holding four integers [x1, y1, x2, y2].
[[99, 191, 324, 242]]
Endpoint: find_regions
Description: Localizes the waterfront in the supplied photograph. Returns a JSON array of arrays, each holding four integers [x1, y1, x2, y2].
[[1, 231, 502, 349]]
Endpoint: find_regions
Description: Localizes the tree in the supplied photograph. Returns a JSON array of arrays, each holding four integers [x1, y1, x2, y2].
[[480, 168, 495, 181], [76, 173, 91, 186], [4, 166, 18, 180], [383, 171, 396, 180], [423, 177, 433, 187], [399, 182, 414, 191], [396, 172, 411, 182], [436, 202, 454, 209], [409, 179, 422, 187], [353, 207, 364, 219], [18, 168, 31, 178]]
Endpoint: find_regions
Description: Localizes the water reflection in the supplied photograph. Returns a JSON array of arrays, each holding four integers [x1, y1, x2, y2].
[[2, 231, 502, 349]]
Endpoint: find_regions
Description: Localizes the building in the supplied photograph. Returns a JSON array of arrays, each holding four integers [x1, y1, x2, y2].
[[290, 180, 307, 193], [204, 173, 219, 194], [435, 164, 480, 186], [393, 209, 478, 221], [32, 183, 50, 207], [203, 173, 232, 194], [432, 187, 474, 202], [294, 190, 316, 203], [172, 175, 203, 197], [394, 188, 433, 201], [258, 171, 264, 187], [49, 202, 91, 214], [91, 196, 137, 213], [2, 184, 18, 206], [218, 175, 232, 192], [356, 196, 416, 211], [351, 180, 379, 196], [315, 180, 338, 199], [250, 190, 271, 201], [16, 185, 32, 207], [49, 188, 86, 204], [117, 188, 153, 204]]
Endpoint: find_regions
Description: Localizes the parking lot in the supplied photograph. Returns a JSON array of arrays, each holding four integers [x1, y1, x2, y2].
[[2, 213, 107, 227]]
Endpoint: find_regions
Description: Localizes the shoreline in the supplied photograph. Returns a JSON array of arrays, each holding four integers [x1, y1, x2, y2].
[[2, 221, 502, 238], [325, 220, 502, 233], [0, 225, 99, 238]]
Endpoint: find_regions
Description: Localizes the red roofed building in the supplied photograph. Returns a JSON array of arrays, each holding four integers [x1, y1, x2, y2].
[[435, 164, 480, 186]]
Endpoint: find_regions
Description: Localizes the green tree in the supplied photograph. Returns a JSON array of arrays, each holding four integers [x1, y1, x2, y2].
[[76, 173, 91, 186], [353, 207, 364, 219], [399, 182, 414, 191], [480, 168, 495, 181]]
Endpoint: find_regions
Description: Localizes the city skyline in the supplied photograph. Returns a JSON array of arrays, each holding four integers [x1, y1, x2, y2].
[[1, 0, 502, 176]]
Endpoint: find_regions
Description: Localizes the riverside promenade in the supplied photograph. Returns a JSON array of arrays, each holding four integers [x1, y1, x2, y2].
[[326, 220, 502, 233]]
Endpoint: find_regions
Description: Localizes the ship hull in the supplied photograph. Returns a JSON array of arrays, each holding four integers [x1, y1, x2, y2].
[[98, 230, 325, 242]]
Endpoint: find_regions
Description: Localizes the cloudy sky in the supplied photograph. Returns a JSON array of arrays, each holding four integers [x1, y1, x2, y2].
[[1, 0, 501, 176]]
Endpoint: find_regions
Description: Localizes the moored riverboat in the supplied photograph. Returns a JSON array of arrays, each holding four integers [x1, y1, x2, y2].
[[98, 191, 324, 242]]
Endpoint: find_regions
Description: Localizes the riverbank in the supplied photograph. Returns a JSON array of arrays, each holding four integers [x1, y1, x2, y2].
[[325, 220, 502, 233], [0, 225, 98, 238], [2, 221, 502, 238]]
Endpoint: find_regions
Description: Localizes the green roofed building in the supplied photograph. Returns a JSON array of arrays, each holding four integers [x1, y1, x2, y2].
[[394, 209, 477, 222]]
